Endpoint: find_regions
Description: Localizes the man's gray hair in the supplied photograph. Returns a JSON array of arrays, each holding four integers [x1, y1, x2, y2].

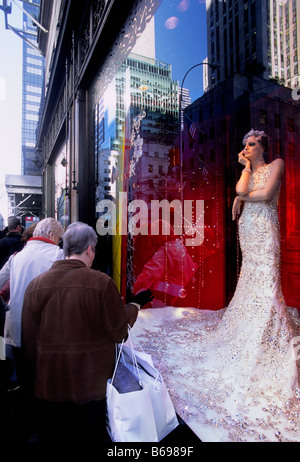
[[33, 217, 64, 240], [243, 128, 268, 151], [63, 221, 98, 257]]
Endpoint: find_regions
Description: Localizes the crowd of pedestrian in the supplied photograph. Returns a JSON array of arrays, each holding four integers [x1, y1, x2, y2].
[[0, 217, 153, 442]]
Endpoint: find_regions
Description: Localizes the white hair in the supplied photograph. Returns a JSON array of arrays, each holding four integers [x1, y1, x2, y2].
[[33, 217, 64, 240]]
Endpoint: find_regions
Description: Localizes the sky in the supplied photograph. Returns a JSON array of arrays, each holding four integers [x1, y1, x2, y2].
[[0, 3, 22, 223], [155, 0, 207, 101], [0, 0, 207, 225]]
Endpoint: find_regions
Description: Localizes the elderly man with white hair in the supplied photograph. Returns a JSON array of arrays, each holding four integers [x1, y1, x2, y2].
[[4, 217, 64, 383]]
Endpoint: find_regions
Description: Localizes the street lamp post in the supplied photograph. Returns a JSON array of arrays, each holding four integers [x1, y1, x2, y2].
[[177, 61, 220, 253], [178, 62, 220, 172]]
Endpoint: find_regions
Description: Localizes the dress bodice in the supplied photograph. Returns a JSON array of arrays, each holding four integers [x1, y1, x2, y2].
[[241, 161, 280, 218]]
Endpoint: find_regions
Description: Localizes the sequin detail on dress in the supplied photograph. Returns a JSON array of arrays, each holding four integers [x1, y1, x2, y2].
[[132, 162, 300, 442]]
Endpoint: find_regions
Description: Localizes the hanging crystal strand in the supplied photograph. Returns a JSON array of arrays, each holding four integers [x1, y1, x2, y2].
[[180, 230, 185, 298], [197, 165, 203, 308], [164, 234, 168, 306], [236, 219, 240, 281], [126, 108, 145, 295], [178, 201, 190, 300], [191, 243, 195, 301], [163, 184, 168, 306]]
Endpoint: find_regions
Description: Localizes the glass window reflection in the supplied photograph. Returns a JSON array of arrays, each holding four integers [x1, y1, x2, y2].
[[94, 1, 225, 310], [94, 0, 298, 309]]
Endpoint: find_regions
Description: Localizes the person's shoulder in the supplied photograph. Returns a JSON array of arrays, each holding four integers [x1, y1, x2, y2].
[[65, 267, 112, 294], [270, 158, 284, 175], [0, 234, 20, 249], [271, 158, 284, 168], [0, 235, 10, 244], [38, 240, 64, 254], [6, 232, 22, 239]]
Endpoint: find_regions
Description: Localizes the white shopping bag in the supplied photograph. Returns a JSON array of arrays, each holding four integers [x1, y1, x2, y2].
[[106, 335, 158, 442], [106, 378, 158, 442], [106, 327, 179, 442], [120, 345, 179, 441]]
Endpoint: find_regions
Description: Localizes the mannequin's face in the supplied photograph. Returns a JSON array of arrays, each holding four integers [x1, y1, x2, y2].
[[243, 136, 264, 162]]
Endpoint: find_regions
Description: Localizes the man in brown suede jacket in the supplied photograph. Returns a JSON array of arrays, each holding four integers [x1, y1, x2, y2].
[[21, 221, 153, 442]]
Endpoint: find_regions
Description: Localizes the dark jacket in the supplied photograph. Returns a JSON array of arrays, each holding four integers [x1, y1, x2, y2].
[[21, 259, 138, 404], [0, 232, 23, 269]]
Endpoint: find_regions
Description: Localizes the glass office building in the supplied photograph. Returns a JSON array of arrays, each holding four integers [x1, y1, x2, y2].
[[21, 0, 44, 176], [95, 52, 179, 202]]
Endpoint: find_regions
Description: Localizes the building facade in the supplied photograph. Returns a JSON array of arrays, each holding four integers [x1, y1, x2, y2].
[[0, 0, 44, 224], [206, 0, 300, 91], [267, 0, 300, 89], [21, 0, 45, 176]]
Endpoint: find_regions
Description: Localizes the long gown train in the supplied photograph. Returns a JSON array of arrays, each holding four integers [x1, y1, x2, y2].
[[132, 161, 300, 442]]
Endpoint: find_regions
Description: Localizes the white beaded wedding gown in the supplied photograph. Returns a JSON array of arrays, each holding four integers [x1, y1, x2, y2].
[[132, 161, 300, 442]]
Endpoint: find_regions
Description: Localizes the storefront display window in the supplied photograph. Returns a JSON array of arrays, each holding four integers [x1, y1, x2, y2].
[[90, 1, 226, 310], [89, 0, 299, 311]]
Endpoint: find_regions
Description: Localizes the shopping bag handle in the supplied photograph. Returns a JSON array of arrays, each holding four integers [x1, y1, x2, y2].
[[111, 339, 125, 385], [111, 332, 142, 387], [126, 326, 161, 390]]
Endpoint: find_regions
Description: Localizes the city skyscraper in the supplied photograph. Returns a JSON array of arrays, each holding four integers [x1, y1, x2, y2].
[[21, 0, 44, 176], [205, 0, 300, 90], [268, 0, 300, 89], [95, 17, 181, 204]]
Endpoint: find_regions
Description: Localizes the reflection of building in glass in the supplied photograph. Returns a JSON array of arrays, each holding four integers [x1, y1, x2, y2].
[[126, 52, 179, 202], [94, 14, 182, 211], [95, 92, 118, 203], [95, 51, 180, 207], [206, 0, 300, 90], [21, 0, 44, 176], [180, 86, 192, 128], [266, 0, 299, 89], [94, 17, 193, 300]]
